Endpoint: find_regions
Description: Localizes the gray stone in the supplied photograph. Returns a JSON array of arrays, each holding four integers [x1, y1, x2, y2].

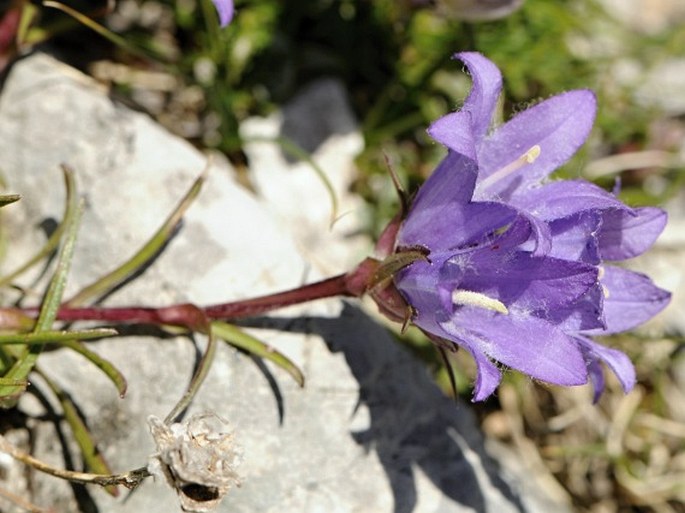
[[0, 53, 570, 513]]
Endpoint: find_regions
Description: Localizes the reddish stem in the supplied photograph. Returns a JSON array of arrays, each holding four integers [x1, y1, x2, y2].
[[203, 273, 354, 319], [11, 259, 381, 329]]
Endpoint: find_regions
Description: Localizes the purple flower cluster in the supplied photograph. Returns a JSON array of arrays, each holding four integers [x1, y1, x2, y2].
[[389, 53, 670, 401]]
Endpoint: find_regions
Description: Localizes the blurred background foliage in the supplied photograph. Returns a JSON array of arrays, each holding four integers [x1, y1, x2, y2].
[[12, 0, 682, 234], [1, 0, 684, 511]]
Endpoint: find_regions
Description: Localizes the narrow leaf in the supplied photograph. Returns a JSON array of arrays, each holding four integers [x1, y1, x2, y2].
[[0, 167, 80, 406], [163, 305, 214, 424], [244, 135, 339, 227], [65, 171, 206, 307], [212, 321, 305, 387], [42, 1, 168, 64], [0, 177, 71, 288], [37, 370, 119, 496], [0, 328, 117, 346], [0, 194, 20, 207], [56, 339, 127, 398]]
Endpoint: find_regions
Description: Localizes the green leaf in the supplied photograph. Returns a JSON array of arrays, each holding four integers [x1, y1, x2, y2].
[[163, 305, 214, 424], [0, 194, 20, 207], [0, 167, 80, 407], [0, 328, 117, 346], [212, 321, 305, 387], [41, 0, 169, 64], [37, 370, 119, 497], [243, 135, 339, 227], [55, 339, 127, 398], [0, 328, 126, 397], [65, 171, 206, 307]]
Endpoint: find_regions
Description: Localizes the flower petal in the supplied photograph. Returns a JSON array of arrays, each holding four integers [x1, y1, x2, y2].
[[461, 340, 503, 401], [211, 0, 234, 27], [586, 266, 670, 334], [518, 209, 553, 256], [404, 150, 478, 227], [511, 180, 630, 221], [475, 90, 597, 200], [544, 284, 605, 332], [441, 309, 588, 387], [428, 111, 478, 161], [398, 199, 519, 252], [585, 358, 606, 403], [548, 211, 602, 264], [455, 52, 503, 140], [457, 251, 599, 311], [575, 336, 636, 396], [395, 256, 454, 322], [598, 207, 667, 260]]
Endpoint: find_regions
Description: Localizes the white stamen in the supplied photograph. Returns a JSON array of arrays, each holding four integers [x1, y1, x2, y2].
[[452, 289, 509, 314], [475, 145, 541, 195]]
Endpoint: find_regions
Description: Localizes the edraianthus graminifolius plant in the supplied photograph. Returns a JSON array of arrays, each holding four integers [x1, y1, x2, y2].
[[370, 52, 670, 402]]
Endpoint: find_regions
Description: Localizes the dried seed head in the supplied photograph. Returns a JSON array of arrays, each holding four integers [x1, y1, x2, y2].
[[147, 413, 242, 512]]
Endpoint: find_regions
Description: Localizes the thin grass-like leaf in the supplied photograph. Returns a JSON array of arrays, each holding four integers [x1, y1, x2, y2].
[[17, 2, 39, 45], [0, 218, 66, 289], [42, 1, 169, 64], [0, 194, 20, 207], [163, 305, 213, 424], [0, 167, 80, 406], [54, 339, 127, 398], [244, 135, 339, 227], [65, 171, 206, 307], [212, 321, 305, 387], [0, 328, 117, 346], [0, 171, 73, 289], [437, 346, 459, 401], [36, 370, 119, 497]]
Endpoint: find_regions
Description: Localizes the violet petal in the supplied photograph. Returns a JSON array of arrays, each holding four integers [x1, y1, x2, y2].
[[575, 335, 636, 395], [211, 0, 234, 27], [548, 211, 602, 264], [475, 90, 597, 200], [456, 252, 599, 311], [511, 180, 630, 221], [440, 309, 588, 387], [598, 207, 667, 260], [586, 266, 671, 334], [455, 52, 503, 140], [398, 200, 520, 252], [405, 150, 478, 223], [427, 111, 478, 161]]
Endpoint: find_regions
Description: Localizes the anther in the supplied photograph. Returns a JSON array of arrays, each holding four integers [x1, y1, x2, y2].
[[452, 289, 509, 314]]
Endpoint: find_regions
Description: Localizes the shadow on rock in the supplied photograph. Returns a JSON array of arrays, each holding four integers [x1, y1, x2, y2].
[[240, 302, 526, 513]]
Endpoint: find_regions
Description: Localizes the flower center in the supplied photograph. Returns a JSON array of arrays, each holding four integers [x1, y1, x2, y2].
[[452, 289, 509, 314], [475, 144, 541, 195]]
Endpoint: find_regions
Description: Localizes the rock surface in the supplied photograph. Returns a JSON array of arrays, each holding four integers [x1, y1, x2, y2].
[[0, 53, 570, 513]]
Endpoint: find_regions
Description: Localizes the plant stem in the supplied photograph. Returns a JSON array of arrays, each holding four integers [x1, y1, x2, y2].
[[203, 273, 353, 319], [11, 258, 382, 330], [40, 272, 354, 328]]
